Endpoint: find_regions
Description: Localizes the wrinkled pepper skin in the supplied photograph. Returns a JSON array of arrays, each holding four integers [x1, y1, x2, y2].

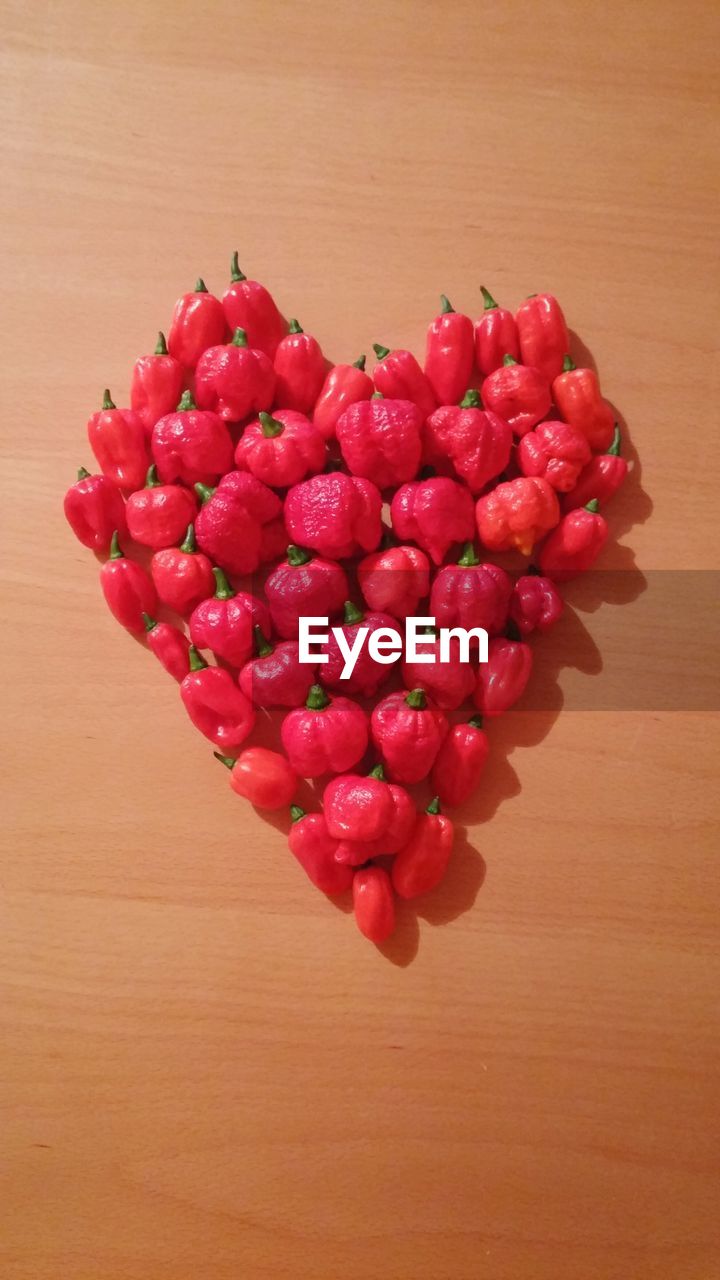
[[474, 286, 519, 376], [64, 466, 127, 551], [357, 542, 430, 621], [150, 523, 215, 615], [221, 253, 286, 358], [215, 747, 297, 810], [168, 278, 227, 369], [537, 501, 609, 581], [474, 635, 533, 716], [194, 470, 283, 576], [322, 601, 399, 697], [482, 355, 551, 436], [353, 866, 396, 943], [195, 327, 275, 422], [423, 389, 512, 494], [281, 684, 369, 778], [563, 426, 628, 512], [509, 572, 564, 635], [372, 344, 436, 416], [234, 409, 326, 487], [476, 476, 560, 556], [515, 292, 570, 382], [517, 418, 592, 492], [336, 397, 424, 489], [151, 391, 234, 486], [189, 567, 270, 669], [142, 614, 191, 681], [431, 717, 489, 808], [323, 765, 415, 863], [552, 358, 615, 452], [87, 390, 149, 492], [390, 476, 475, 566], [430, 545, 512, 635], [424, 295, 475, 406], [284, 472, 382, 560], [130, 332, 184, 434], [239, 626, 315, 708], [100, 532, 157, 634], [125, 465, 197, 550], [392, 798, 454, 899], [180, 646, 255, 749], [401, 631, 476, 711], [312, 357, 374, 441], [288, 807, 355, 895], [371, 688, 448, 784], [265, 545, 348, 639], [273, 319, 326, 413]]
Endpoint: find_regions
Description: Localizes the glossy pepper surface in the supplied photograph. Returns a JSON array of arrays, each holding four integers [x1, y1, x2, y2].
[[150, 523, 214, 616], [195, 327, 275, 422], [312, 356, 373, 441], [324, 765, 415, 864], [371, 688, 448, 784], [430, 543, 512, 635], [284, 472, 382, 560], [273, 319, 326, 413], [142, 614, 191, 681], [322, 601, 399, 697], [563, 426, 628, 512], [474, 286, 519, 375], [64, 466, 127, 551], [515, 292, 569, 382], [482, 355, 551, 436], [151, 390, 233, 486], [517, 418, 591, 492], [214, 747, 297, 810], [474, 632, 533, 716], [357, 541, 430, 620], [234, 409, 326, 487], [125, 464, 197, 550], [390, 476, 475, 566], [189, 567, 270, 668], [221, 253, 286, 358], [265, 545, 348, 639], [537, 500, 609, 581], [353, 866, 396, 943], [194, 470, 283, 576], [424, 295, 475, 406], [401, 629, 476, 711], [288, 806, 355, 895], [100, 532, 157, 634], [168, 278, 227, 369], [87, 389, 149, 492], [431, 716, 489, 808], [423, 388, 512, 493], [476, 476, 560, 556], [281, 684, 369, 778], [552, 357, 615, 452], [372, 343, 436, 416], [392, 797, 454, 899], [509, 571, 564, 635], [336, 397, 424, 489], [239, 626, 315, 708], [130, 332, 184, 434], [180, 646, 255, 749]]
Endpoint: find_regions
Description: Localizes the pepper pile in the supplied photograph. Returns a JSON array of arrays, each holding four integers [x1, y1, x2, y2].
[[64, 262, 628, 947]]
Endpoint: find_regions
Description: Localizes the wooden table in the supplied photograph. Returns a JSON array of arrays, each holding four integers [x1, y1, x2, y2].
[[2, 2, 718, 1276]]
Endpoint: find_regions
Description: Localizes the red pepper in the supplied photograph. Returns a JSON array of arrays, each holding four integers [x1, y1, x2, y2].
[[195, 327, 275, 422], [125, 464, 197, 550], [431, 716, 489, 808], [189, 567, 270, 668], [64, 466, 127, 551], [353, 866, 396, 942], [371, 688, 448, 784], [259, 516, 290, 565], [265, 545, 348, 639], [234, 409, 326, 487], [392, 797, 454, 899], [221, 253, 286, 358], [284, 472, 382, 560], [142, 614, 191, 681], [423, 388, 512, 493], [552, 356, 615, 452], [515, 292, 569, 382], [401, 629, 476, 711], [239, 625, 315, 708], [476, 476, 560, 556], [324, 764, 415, 864], [180, 645, 255, 749], [167, 278, 227, 370], [312, 356, 374, 441], [87, 389, 149, 492], [336, 396, 424, 489], [130, 332, 184, 434], [100, 531, 157, 634], [194, 470, 283, 576], [372, 343, 436, 416], [474, 630, 533, 716], [357, 541, 430, 621], [151, 390, 234, 486], [482, 354, 551, 436], [288, 806, 354, 895], [322, 601, 399, 697], [429, 543, 512, 635], [273, 318, 326, 413], [390, 476, 475, 566], [509, 570, 564, 635], [517, 418, 592, 492], [563, 425, 628, 512], [424, 295, 475, 405], [150, 523, 215, 616], [214, 747, 297, 810], [474, 286, 520, 376], [281, 684, 369, 778], [537, 500, 609, 581]]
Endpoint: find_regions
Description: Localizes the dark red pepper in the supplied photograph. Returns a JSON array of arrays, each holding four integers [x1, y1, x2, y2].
[[474, 286, 520, 376], [390, 476, 475, 566], [150, 522, 215, 615], [401, 628, 476, 711], [423, 388, 512, 493], [234, 409, 326, 487], [189, 567, 270, 668], [130, 332, 184, 434], [424, 295, 475, 406], [265, 545, 348, 639], [312, 356, 374, 441], [509, 571, 564, 636], [194, 470, 284, 576], [214, 747, 297, 810], [239, 625, 315, 708], [372, 343, 436, 416], [273, 318, 326, 413], [537, 500, 609, 581], [517, 418, 592, 492], [552, 356, 615, 452], [391, 797, 454, 899], [563, 425, 628, 512], [429, 543, 512, 635], [167, 278, 227, 370], [357, 541, 430, 621], [288, 806, 354, 895], [221, 253, 286, 358], [64, 466, 127, 552], [482, 354, 551, 436], [336, 396, 424, 489], [180, 645, 255, 749], [431, 716, 489, 808], [281, 684, 369, 778], [474, 630, 533, 716], [142, 614, 191, 681], [324, 764, 415, 865], [87, 389, 149, 492], [370, 688, 448, 784], [151, 390, 234, 486], [515, 293, 570, 382], [284, 472, 382, 560], [353, 866, 396, 943], [100, 531, 157, 634], [322, 601, 399, 697], [195, 327, 275, 422], [125, 464, 197, 550]]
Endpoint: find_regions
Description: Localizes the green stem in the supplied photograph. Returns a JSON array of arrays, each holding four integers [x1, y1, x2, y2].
[[288, 318, 303, 334], [306, 684, 330, 711], [145, 464, 161, 488], [213, 566, 235, 600], [109, 531, 123, 559], [440, 295, 454, 314], [253, 625, 273, 658], [468, 714, 484, 729], [188, 645, 207, 671], [457, 542, 480, 567], [77, 466, 91, 480], [194, 482, 216, 505], [213, 752, 235, 769], [459, 388, 481, 408], [194, 278, 208, 293], [142, 613, 157, 632], [405, 688, 427, 710], [562, 354, 576, 372], [180, 524, 196, 554], [371, 390, 384, 400], [229, 252, 246, 283], [480, 286, 498, 311], [503, 353, 518, 366], [368, 763, 386, 780], [426, 796, 441, 815], [259, 411, 285, 438], [352, 354, 366, 370], [608, 425, 621, 456], [287, 544, 312, 566], [585, 499, 600, 513], [343, 601, 364, 625], [231, 327, 248, 347], [290, 804, 306, 823], [102, 389, 116, 410], [154, 332, 168, 355], [372, 343, 390, 360], [177, 389, 196, 411]]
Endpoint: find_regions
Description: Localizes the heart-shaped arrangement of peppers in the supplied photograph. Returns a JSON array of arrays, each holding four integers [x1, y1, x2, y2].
[[64, 259, 628, 946]]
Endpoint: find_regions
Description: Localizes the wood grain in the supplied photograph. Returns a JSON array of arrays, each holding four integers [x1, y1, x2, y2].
[[1, 1, 719, 1277]]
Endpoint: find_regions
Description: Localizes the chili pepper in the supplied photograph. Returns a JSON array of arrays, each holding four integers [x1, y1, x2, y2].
[[189, 566, 270, 668], [272, 318, 326, 413], [194, 327, 275, 422], [392, 797, 454, 899], [100, 531, 157, 634], [322, 601, 399, 697], [517, 418, 592, 492], [239, 625, 315, 708], [150, 523, 215, 615], [430, 716, 489, 808], [130, 332, 184, 434], [476, 476, 560, 556], [357, 541, 430, 621], [64, 466, 127, 551], [474, 286, 520, 376], [221, 252, 286, 358], [482, 354, 551, 436], [125, 464, 197, 550], [552, 356, 615, 452], [509, 570, 564, 635], [313, 356, 374, 441], [288, 806, 355, 894], [284, 472, 382, 560], [142, 614, 191, 681], [265, 545, 348, 639], [335, 397, 424, 489], [429, 543, 512, 635], [563, 425, 628, 512], [515, 292, 569, 382], [353, 866, 396, 943], [424, 295, 475, 405], [259, 516, 289, 565], [234, 409, 326, 487], [372, 343, 436, 416], [281, 684, 369, 778], [214, 747, 297, 810], [151, 390, 234, 486], [371, 688, 448, 784], [423, 388, 512, 493], [401, 628, 475, 711], [87, 389, 150, 492], [537, 500, 609, 581], [474, 630, 533, 716], [180, 645, 255, 748], [194, 470, 283, 576], [167, 278, 227, 369], [323, 764, 415, 865], [390, 476, 475, 566]]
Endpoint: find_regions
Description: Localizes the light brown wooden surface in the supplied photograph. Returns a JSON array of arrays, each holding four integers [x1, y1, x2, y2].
[[1, 2, 719, 1277]]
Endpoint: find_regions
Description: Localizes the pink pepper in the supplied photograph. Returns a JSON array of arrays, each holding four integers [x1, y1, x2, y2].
[[474, 630, 533, 716], [64, 466, 127, 552], [424, 295, 475, 406], [324, 764, 415, 865], [150, 523, 215, 616], [259, 516, 290, 565], [482, 354, 551, 436], [371, 688, 448, 784], [273, 318, 326, 413], [288, 806, 355, 895], [239, 625, 315, 708], [284, 472, 382, 560], [100, 532, 157, 634], [430, 543, 512, 635], [167, 278, 227, 370], [322, 601, 399, 697], [563, 425, 628, 512], [125, 465, 197, 550], [537, 500, 609, 581], [357, 540, 430, 621], [353, 866, 396, 943], [281, 684, 369, 778], [372, 343, 436, 416], [194, 470, 283, 576], [151, 390, 234, 486], [130, 332, 184, 434], [180, 646, 255, 749], [509, 571, 564, 636], [431, 716, 489, 808], [87, 389, 149, 492], [423, 388, 512, 494], [401, 629, 476, 711], [189, 567, 270, 669], [142, 614, 191, 681], [390, 476, 475, 566], [515, 292, 570, 382], [336, 396, 424, 489], [517, 418, 591, 492], [265, 545, 348, 639], [474, 286, 519, 376], [195, 327, 275, 422], [392, 797, 454, 899], [221, 253, 286, 358], [234, 409, 326, 487], [312, 356, 374, 441]]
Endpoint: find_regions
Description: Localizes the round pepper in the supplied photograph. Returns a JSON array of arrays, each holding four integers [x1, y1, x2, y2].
[[265, 545, 348, 639], [284, 472, 382, 560], [100, 532, 157, 634], [194, 470, 283, 576], [563, 425, 628, 512], [281, 684, 369, 778], [167, 278, 227, 370], [474, 286, 519, 376], [552, 356, 615, 452], [273, 318, 326, 413], [424, 295, 475, 406], [509, 571, 564, 635], [515, 292, 569, 382], [130, 332, 184, 434], [142, 614, 191, 681], [195, 327, 275, 422], [239, 625, 315, 708], [336, 397, 424, 489], [392, 797, 454, 899], [423, 388, 512, 493], [401, 629, 476, 711], [390, 476, 475, 566], [312, 356, 374, 441], [357, 540, 430, 621], [180, 646, 255, 749], [372, 343, 436, 416], [150, 523, 215, 616], [517, 418, 592, 492], [431, 716, 489, 808], [125, 464, 197, 550], [371, 688, 448, 784], [288, 806, 354, 895], [474, 630, 533, 716], [87, 389, 149, 492], [537, 500, 609, 581], [221, 253, 286, 358], [234, 409, 326, 487], [64, 466, 127, 552], [322, 601, 399, 697], [189, 567, 270, 669], [323, 764, 415, 864], [214, 747, 297, 810], [151, 390, 234, 486], [476, 476, 560, 556], [353, 866, 396, 943], [429, 543, 512, 635], [481, 354, 551, 436]]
